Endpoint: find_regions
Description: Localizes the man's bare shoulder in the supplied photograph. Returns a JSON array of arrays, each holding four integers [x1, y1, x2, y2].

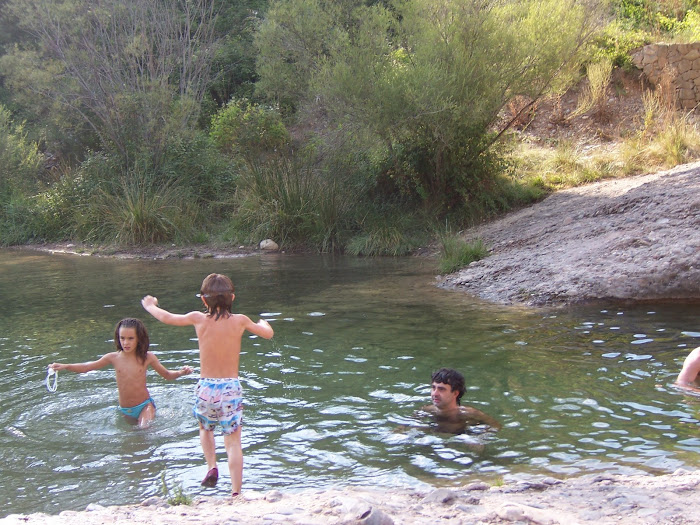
[[459, 406, 486, 416]]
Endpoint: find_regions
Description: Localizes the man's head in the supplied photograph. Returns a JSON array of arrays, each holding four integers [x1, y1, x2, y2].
[[430, 368, 465, 407], [200, 273, 234, 320]]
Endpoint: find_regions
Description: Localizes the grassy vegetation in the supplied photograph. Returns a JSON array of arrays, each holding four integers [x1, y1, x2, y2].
[[160, 472, 192, 506], [438, 236, 489, 274], [3, 0, 700, 267]]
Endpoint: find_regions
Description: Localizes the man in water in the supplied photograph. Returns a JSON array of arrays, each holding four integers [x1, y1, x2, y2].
[[675, 347, 700, 391], [422, 368, 501, 434]]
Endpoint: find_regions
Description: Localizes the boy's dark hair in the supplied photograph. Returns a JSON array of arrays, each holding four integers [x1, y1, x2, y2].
[[431, 368, 465, 405], [114, 318, 149, 364], [200, 273, 234, 320]]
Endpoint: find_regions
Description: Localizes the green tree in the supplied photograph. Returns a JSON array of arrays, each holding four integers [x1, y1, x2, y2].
[[254, 0, 350, 113], [0, 104, 43, 199], [256, 0, 603, 213], [2, 0, 223, 166], [207, 0, 269, 105]]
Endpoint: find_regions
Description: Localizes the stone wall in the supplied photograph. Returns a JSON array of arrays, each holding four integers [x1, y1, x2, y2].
[[632, 43, 700, 109]]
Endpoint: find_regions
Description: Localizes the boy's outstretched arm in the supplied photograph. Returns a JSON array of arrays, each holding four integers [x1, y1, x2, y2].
[[246, 317, 274, 339], [141, 295, 201, 326]]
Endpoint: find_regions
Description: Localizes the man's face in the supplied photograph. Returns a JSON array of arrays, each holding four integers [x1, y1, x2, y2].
[[431, 381, 458, 410]]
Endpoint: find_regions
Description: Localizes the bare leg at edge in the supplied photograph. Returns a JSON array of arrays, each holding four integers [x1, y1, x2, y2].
[[224, 427, 243, 495], [200, 426, 217, 469]]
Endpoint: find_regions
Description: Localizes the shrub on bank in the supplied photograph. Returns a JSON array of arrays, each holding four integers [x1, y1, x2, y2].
[[438, 236, 489, 274], [228, 155, 353, 252]]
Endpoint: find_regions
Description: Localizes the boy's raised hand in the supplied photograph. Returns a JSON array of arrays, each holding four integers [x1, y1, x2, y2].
[[141, 295, 158, 308]]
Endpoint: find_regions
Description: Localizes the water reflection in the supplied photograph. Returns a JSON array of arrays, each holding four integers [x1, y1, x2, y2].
[[0, 248, 699, 516]]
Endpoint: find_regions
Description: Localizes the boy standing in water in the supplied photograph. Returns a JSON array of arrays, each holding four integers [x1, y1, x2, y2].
[[50, 318, 193, 428], [141, 273, 274, 496]]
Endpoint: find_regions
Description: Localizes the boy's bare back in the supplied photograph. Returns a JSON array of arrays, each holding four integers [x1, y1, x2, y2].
[[141, 295, 273, 379], [190, 311, 263, 378]]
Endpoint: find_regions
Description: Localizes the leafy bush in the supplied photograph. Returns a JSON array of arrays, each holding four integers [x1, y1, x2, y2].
[[589, 20, 650, 69], [210, 99, 290, 158], [157, 131, 239, 216]]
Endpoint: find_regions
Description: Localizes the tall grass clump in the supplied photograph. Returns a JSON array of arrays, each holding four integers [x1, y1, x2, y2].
[[232, 156, 351, 251], [438, 235, 489, 274], [621, 86, 700, 172], [345, 206, 427, 256], [571, 59, 613, 120], [79, 171, 193, 245]]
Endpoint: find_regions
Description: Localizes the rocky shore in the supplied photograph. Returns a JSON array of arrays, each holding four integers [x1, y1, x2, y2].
[[4, 469, 700, 524], [439, 162, 700, 307]]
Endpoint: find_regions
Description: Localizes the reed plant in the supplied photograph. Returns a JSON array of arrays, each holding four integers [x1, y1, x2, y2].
[[0, 194, 35, 245], [160, 472, 192, 506], [571, 59, 613, 120], [232, 156, 351, 251], [79, 174, 193, 245]]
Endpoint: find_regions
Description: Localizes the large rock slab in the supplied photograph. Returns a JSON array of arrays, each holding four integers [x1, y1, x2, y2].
[[439, 163, 700, 306]]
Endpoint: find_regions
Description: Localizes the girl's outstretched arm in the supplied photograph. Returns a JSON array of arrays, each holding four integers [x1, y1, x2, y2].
[[50, 353, 115, 374], [147, 353, 194, 380]]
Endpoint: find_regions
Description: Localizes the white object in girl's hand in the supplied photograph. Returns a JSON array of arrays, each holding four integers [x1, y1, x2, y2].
[[46, 366, 58, 392]]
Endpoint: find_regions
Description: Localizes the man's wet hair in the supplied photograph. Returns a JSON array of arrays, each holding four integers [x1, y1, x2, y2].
[[431, 368, 465, 405]]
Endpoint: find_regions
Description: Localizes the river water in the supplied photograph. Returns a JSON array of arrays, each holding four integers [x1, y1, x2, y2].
[[0, 248, 699, 517]]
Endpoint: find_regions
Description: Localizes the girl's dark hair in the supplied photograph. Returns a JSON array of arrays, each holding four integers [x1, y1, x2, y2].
[[114, 318, 149, 364], [431, 368, 466, 405], [200, 273, 234, 320]]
